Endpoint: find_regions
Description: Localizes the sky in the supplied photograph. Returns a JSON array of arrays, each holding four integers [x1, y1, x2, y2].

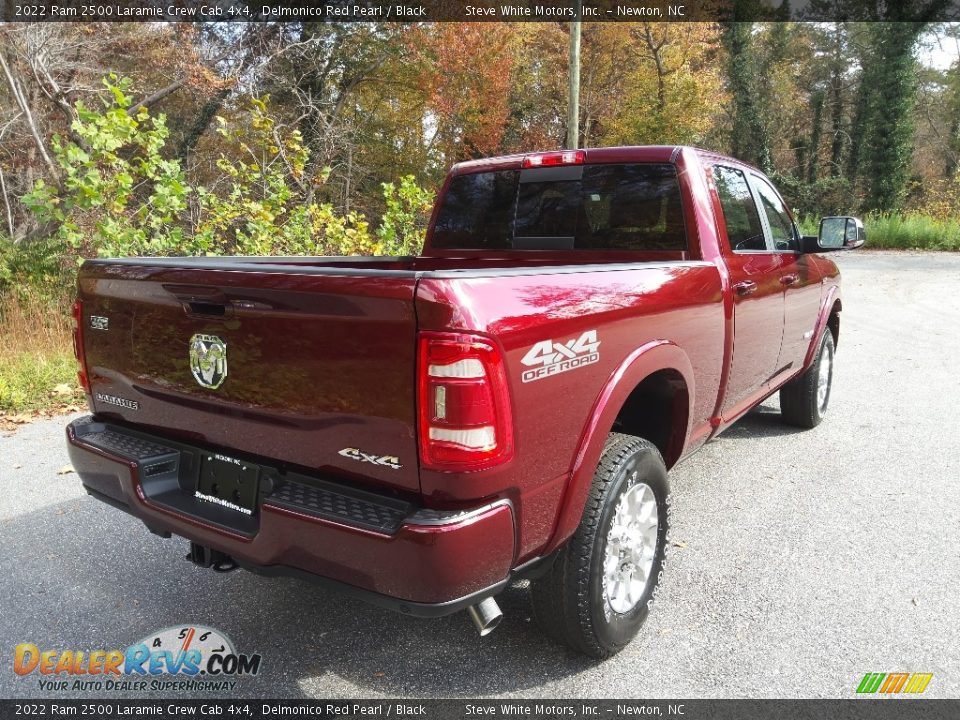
[[919, 27, 960, 70]]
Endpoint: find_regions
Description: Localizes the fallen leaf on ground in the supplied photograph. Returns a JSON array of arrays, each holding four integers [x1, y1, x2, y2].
[[52, 384, 74, 396], [57, 465, 74, 475], [672, 541, 689, 549]]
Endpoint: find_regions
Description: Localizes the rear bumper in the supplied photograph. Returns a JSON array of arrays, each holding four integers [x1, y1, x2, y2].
[[66, 416, 517, 615]]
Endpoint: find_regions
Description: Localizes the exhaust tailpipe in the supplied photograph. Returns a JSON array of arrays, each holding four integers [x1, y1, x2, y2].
[[467, 597, 503, 636]]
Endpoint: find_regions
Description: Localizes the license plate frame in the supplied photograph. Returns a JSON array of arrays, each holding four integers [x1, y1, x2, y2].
[[197, 453, 260, 515]]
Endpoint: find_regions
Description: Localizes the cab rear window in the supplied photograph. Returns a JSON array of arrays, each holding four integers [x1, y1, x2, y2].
[[431, 163, 686, 252]]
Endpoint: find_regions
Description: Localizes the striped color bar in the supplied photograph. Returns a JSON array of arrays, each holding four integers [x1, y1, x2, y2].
[[902, 673, 934, 694], [856, 672, 933, 694]]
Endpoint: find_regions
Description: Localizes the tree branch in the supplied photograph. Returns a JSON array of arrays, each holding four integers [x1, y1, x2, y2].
[[0, 166, 14, 238], [0, 48, 57, 178], [128, 78, 188, 116]]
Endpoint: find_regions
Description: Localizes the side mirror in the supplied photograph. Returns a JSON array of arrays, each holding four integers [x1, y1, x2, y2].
[[815, 216, 866, 251], [799, 216, 866, 253]]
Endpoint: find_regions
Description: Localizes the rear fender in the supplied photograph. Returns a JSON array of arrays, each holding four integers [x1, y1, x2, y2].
[[542, 340, 695, 555]]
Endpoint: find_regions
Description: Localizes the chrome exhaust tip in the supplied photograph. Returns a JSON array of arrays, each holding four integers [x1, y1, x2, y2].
[[467, 597, 503, 637]]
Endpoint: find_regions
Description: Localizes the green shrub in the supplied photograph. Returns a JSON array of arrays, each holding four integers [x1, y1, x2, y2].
[[797, 213, 960, 250], [0, 235, 75, 301], [863, 213, 960, 250], [376, 175, 434, 256], [0, 291, 81, 414], [775, 174, 855, 218], [23, 76, 194, 258], [0, 349, 80, 413], [22, 81, 434, 264], [197, 99, 432, 256]]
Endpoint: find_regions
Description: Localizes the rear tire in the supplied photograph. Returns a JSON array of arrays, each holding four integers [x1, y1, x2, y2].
[[530, 434, 670, 658], [780, 330, 835, 429]]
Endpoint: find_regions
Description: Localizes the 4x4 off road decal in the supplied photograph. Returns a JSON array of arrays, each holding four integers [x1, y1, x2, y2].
[[520, 330, 601, 383]]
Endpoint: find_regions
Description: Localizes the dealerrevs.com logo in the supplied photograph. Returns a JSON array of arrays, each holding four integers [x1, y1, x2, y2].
[[13, 625, 262, 692], [521, 330, 601, 383]]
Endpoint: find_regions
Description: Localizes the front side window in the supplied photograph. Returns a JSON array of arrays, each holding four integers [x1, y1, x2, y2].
[[753, 175, 797, 251], [711, 165, 767, 252]]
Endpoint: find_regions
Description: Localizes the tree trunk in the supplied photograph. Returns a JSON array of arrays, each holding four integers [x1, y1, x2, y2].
[[567, 11, 582, 150], [721, 21, 771, 172], [0, 49, 58, 180], [828, 24, 847, 177], [178, 86, 232, 162], [829, 66, 845, 177], [863, 23, 926, 211], [947, 115, 959, 178], [807, 89, 825, 183], [643, 25, 667, 112]]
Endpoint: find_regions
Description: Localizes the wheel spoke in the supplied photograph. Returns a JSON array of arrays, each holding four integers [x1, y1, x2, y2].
[[602, 481, 660, 615], [817, 343, 832, 411], [642, 520, 659, 547]]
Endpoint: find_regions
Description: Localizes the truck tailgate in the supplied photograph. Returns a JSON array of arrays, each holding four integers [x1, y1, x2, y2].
[[77, 261, 421, 494]]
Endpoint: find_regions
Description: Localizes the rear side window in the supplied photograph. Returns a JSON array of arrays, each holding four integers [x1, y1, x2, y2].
[[431, 170, 519, 250], [712, 165, 766, 252], [430, 163, 686, 252]]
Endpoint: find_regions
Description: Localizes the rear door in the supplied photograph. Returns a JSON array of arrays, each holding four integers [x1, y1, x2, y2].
[[78, 261, 422, 493], [709, 164, 785, 417]]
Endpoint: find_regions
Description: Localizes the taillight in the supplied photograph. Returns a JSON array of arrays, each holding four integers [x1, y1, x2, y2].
[[522, 150, 585, 168], [417, 332, 514, 471], [71, 299, 91, 394]]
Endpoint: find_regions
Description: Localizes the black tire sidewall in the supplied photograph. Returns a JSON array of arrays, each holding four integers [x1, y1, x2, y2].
[[587, 443, 670, 651]]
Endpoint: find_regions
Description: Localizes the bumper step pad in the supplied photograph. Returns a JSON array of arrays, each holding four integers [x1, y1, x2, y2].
[[70, 417, 413, 535], [81, 429, 180, 478], [269, 479, 410, 534]]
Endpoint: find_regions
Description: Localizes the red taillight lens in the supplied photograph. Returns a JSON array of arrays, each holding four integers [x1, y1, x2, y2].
[[72, 299, 91, 394], [417, 332, 514, 471], [522, 150, 585, 168]]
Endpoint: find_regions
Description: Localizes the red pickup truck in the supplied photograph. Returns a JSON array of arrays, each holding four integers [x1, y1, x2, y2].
[[66, 146, 863, 657]]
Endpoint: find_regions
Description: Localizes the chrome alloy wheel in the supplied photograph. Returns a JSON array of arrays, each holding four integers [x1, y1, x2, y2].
[[817, 340, 833, 413], [602, 480, 659, 615]]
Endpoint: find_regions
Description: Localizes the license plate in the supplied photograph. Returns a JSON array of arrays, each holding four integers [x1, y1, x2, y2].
[[196, 453, 260, 515]]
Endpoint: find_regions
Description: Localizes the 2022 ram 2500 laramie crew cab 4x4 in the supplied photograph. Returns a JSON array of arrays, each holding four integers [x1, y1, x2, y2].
[[66, 146, 863, 657]]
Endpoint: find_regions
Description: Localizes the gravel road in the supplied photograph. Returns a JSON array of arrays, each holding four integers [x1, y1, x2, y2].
[[2, 250, 958, 700]]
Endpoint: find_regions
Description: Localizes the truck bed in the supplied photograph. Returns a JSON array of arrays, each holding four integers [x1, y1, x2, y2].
[[77, 251, 710, 503]]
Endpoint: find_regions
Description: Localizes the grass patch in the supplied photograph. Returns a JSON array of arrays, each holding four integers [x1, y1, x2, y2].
[[798, 213, 960, 250], [0, 292, 84, 419]]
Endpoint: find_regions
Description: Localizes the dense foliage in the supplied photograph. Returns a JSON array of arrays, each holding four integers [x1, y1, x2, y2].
[[0, 19, 958, 296], [0, 18, 957, 416]]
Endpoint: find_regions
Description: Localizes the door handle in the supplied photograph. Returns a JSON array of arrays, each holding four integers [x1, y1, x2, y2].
[[733, 280, 758, 296], [780, 274, 799, 286]]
